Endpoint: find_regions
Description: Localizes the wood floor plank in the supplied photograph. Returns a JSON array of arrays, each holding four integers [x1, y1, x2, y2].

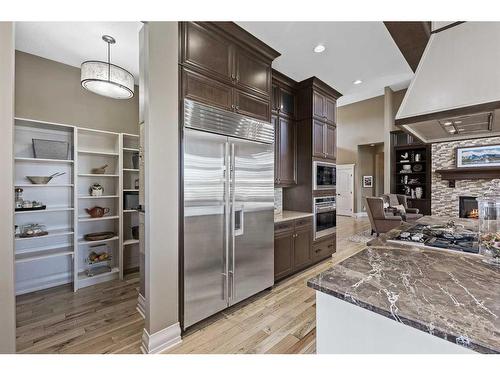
[[17, 216, 369, 354]]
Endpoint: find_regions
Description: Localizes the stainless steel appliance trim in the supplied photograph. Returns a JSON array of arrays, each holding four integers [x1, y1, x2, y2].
[[313, 195, 336, 240], [312, 160, 336, 190], [184, 99, 274, 144]]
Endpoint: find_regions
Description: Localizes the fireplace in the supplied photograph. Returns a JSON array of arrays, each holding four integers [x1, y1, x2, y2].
[[459, 196, 478, 219]]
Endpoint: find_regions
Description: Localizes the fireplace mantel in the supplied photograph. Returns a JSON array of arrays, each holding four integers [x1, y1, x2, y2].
[[436, 167, 500, 187]]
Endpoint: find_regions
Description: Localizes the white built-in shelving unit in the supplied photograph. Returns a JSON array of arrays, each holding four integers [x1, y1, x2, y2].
[[13, 119, 141, 295], [120, 133, 140, 274], [75, 127, 122, 290], [14, 118, 76, 295]]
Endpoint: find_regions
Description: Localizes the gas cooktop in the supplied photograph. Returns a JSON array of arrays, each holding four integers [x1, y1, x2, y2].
[[390, 223, 479, 254]]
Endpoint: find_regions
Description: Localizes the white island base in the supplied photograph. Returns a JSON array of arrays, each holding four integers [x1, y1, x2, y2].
[[316, 291, 474, 354]]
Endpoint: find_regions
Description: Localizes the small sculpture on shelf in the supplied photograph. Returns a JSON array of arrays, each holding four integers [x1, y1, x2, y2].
[[85, 206, 110, 218], [91, 164, 108, 174], [89, 183, 104, 196]]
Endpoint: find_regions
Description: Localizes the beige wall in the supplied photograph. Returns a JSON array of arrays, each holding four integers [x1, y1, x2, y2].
[[0, 22, 16, 354], [337, 89, 405, 213], [15, 51, 139, 134]]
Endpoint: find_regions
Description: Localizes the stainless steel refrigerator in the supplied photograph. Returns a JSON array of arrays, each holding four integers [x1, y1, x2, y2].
[[183, 99, 275, 328]]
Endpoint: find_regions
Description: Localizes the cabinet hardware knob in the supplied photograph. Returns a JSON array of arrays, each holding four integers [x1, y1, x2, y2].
[[231, 73, 236, 80], [235, 105, 239, 110], [236, 75, 240, 81]]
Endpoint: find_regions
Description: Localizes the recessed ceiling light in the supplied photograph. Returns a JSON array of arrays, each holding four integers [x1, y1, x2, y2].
[[353, 79, 363, 85], [314, 44, 326, 53]]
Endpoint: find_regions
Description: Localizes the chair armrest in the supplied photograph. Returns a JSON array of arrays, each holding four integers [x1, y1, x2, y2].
[[383, 215, 403, 221]]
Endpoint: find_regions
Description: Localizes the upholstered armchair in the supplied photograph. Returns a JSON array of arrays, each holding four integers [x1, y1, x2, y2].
[[365, 197, 403, 236], [381, 194, 424, 222]]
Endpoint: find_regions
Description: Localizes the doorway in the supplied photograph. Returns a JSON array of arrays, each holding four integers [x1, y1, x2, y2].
[[336, 164, 354, 216]]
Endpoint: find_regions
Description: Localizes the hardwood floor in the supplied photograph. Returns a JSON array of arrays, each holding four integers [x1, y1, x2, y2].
[[165, 215, 370, 354], [16, 273, 143, 354], [15, 216, 370, 354]]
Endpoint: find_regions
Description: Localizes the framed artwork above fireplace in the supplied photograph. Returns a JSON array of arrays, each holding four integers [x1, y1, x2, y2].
[[456, 144, 500, 168]]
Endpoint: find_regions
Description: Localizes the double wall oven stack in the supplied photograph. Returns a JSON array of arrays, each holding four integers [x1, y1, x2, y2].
[[313, 160, 336, 240]]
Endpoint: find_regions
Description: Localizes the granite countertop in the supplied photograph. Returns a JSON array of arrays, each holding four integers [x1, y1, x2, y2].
[[308, 217, 500, 353], [274, 210, 314, 223]]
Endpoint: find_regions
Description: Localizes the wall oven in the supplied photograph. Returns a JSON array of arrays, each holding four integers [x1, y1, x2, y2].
[[314, 196, 336, 240], [313, 161, 336, 190]]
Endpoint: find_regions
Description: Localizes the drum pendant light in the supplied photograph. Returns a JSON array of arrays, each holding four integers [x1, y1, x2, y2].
[[81, 35, 134, 99]]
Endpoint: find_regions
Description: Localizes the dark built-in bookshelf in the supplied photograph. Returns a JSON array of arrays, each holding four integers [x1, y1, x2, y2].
[[390, 131, 431, 215]]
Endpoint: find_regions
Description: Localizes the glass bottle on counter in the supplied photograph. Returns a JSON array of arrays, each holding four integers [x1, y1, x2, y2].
[[477, 179, 500, 266]]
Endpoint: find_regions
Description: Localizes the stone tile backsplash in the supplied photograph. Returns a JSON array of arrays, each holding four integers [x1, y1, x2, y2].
[[431, 136, 500, 217], [274, 188, 282, 215]]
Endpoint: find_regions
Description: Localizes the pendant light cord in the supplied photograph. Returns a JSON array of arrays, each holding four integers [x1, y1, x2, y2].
[[107, 40, 111, 82]]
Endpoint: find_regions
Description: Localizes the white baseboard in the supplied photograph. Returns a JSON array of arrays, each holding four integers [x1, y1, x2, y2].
[[353, 212, 368, 218], [141, 322, 181, 354], [136, 293, 146, 319]]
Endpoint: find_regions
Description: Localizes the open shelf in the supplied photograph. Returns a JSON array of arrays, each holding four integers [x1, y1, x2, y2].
[[78, 195, 119, 199], [78, 236, 119, 246], [15, 184, 74, 187], [124, 239, 139, 246], [15, 207, 74, 214], [16, 247, 74, 264], [78, 267, 119, 281], [78, 174, 119, 177], [123, 147, 139, 152], [15, 228, 74, 241], [15, 157, 74, 164], [78, 215, 119, 222], [78, 150, 119, 156]]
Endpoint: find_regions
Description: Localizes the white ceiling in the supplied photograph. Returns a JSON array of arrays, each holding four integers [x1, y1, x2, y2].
[[237, 22, 414, 106], [15, 22, 142, 83], [15, 22, 413, 106]]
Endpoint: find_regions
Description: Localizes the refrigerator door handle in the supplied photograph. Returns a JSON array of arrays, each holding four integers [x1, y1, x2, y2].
[[229, 143, 236, 300], [222, 141, 230, 302]]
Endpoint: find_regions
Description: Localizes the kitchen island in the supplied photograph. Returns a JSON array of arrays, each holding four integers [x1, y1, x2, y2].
[[308, 216, 499, 354]]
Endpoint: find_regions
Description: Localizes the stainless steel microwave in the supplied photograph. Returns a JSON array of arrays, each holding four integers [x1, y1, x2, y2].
[[313, 161, 336, 190]]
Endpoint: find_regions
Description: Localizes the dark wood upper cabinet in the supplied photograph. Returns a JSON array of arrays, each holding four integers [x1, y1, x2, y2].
[[233, 89, 270, 122], [182, 68, 233, 112], [181, 22, 233, 83], [278, 117, 296, 185], [312, 91, 325, 120], [293, 226, 312, 269], [180, 22, 280, 122], [312, 119, 325, 158], [325, 97, 336, 125], [272, 83, 280, 114], [312, 119, 336, 161], [325, 124, 336, 160], [234, 47, 271, 98], [279, 87, 296, 118]]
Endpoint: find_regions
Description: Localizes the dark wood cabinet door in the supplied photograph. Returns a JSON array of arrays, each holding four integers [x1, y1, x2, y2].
[[234, 47, 271, 98], [234, 89, 270, 122], [272, 83, 279, 114], [274, 230, 294, 280], [182, 22, 232, 83], [325, 124, 336, 160], [274, 116, 281, 186], [312, 235, 335, 260], [182, 68, 233, 112], [312, 91, 326, 119], [325, 96, 336, 125], [279, 86, 296, 118], [293, 226, 312, 270], [312, 119, 325, 158], [278, 117, 296, 185]]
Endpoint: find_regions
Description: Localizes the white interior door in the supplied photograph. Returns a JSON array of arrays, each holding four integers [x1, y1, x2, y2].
[[336, 164, 354, 217]]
